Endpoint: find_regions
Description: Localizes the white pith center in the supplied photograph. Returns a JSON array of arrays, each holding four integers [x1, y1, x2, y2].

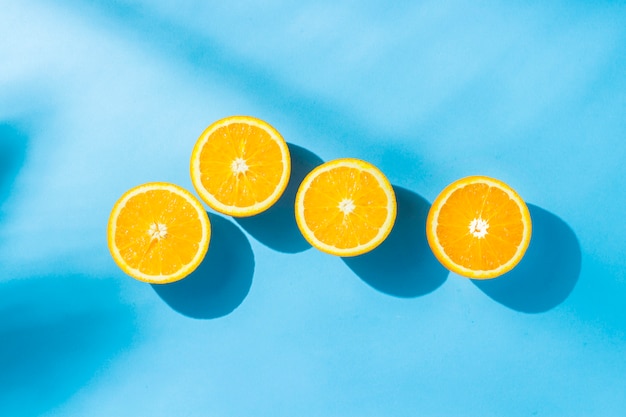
[[338, 198, 356, 215], [148, 222, 168, 240], [231, 157, 249, 174], [469, 217, 489, 239]]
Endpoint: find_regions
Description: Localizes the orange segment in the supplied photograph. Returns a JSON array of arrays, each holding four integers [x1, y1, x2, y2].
[[295, 158, 397, 257], [426, 176, 532, 279], [190, 116, 291, 217], [107, 182, 211, 284]]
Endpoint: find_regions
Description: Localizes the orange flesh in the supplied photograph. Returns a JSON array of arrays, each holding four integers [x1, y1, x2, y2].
[[302, 166, 389, 249], [198, 123, 284, 207], [114, 189, 204, 276], [435, 183, 524, 270]]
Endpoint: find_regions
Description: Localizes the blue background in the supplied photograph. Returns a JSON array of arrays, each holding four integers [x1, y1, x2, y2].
[[1, 1, 625, 416]]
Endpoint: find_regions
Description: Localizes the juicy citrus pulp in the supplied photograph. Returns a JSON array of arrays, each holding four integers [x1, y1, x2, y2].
[[107, 182, 211, 284], [426, 175, 532, 279], [295, 158, 397, 257], [190, 115, 291, 217]]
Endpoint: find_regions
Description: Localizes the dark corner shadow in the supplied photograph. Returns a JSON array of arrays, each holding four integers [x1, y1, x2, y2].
[[472, 204, 581, 314], [235, 143, 324, 253], [0, 275, 135, 416], [0, 122, 29, 207], [342, 186, 448, 298], [153, 212, 255, 319]]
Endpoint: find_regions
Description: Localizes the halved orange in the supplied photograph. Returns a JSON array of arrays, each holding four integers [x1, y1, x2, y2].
[[190, 116, 291, 217], [295, 158, 397, 257], [107, 182, 211, 284], [426, 175, 532, 279]]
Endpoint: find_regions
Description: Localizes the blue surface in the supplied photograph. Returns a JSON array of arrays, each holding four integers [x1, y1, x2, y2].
[[1, 1, 626, 416]]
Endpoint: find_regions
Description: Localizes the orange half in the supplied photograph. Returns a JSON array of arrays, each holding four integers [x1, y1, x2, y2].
[[107, 182, 211, 284], [190, 115, 291, 217], [295, 158, 397, 257], [426, 175, 532, 279]]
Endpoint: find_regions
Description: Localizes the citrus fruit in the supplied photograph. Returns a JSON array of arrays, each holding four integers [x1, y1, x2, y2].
[[426, 175, 532, 279], [190, 115, 291, 217], [295, 158, 397, 257], [107, 182, 211, 284]]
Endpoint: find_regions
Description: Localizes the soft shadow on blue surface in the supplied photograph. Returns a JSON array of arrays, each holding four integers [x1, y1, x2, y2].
[[153, 212, 254, 319], [235, 143, 324, 253], [0, 122, 28, 210], [473, 204, 581, 313], [59, 0, 412, 149], [0, 275, 136, 417], [343, 186, 448, 298]]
